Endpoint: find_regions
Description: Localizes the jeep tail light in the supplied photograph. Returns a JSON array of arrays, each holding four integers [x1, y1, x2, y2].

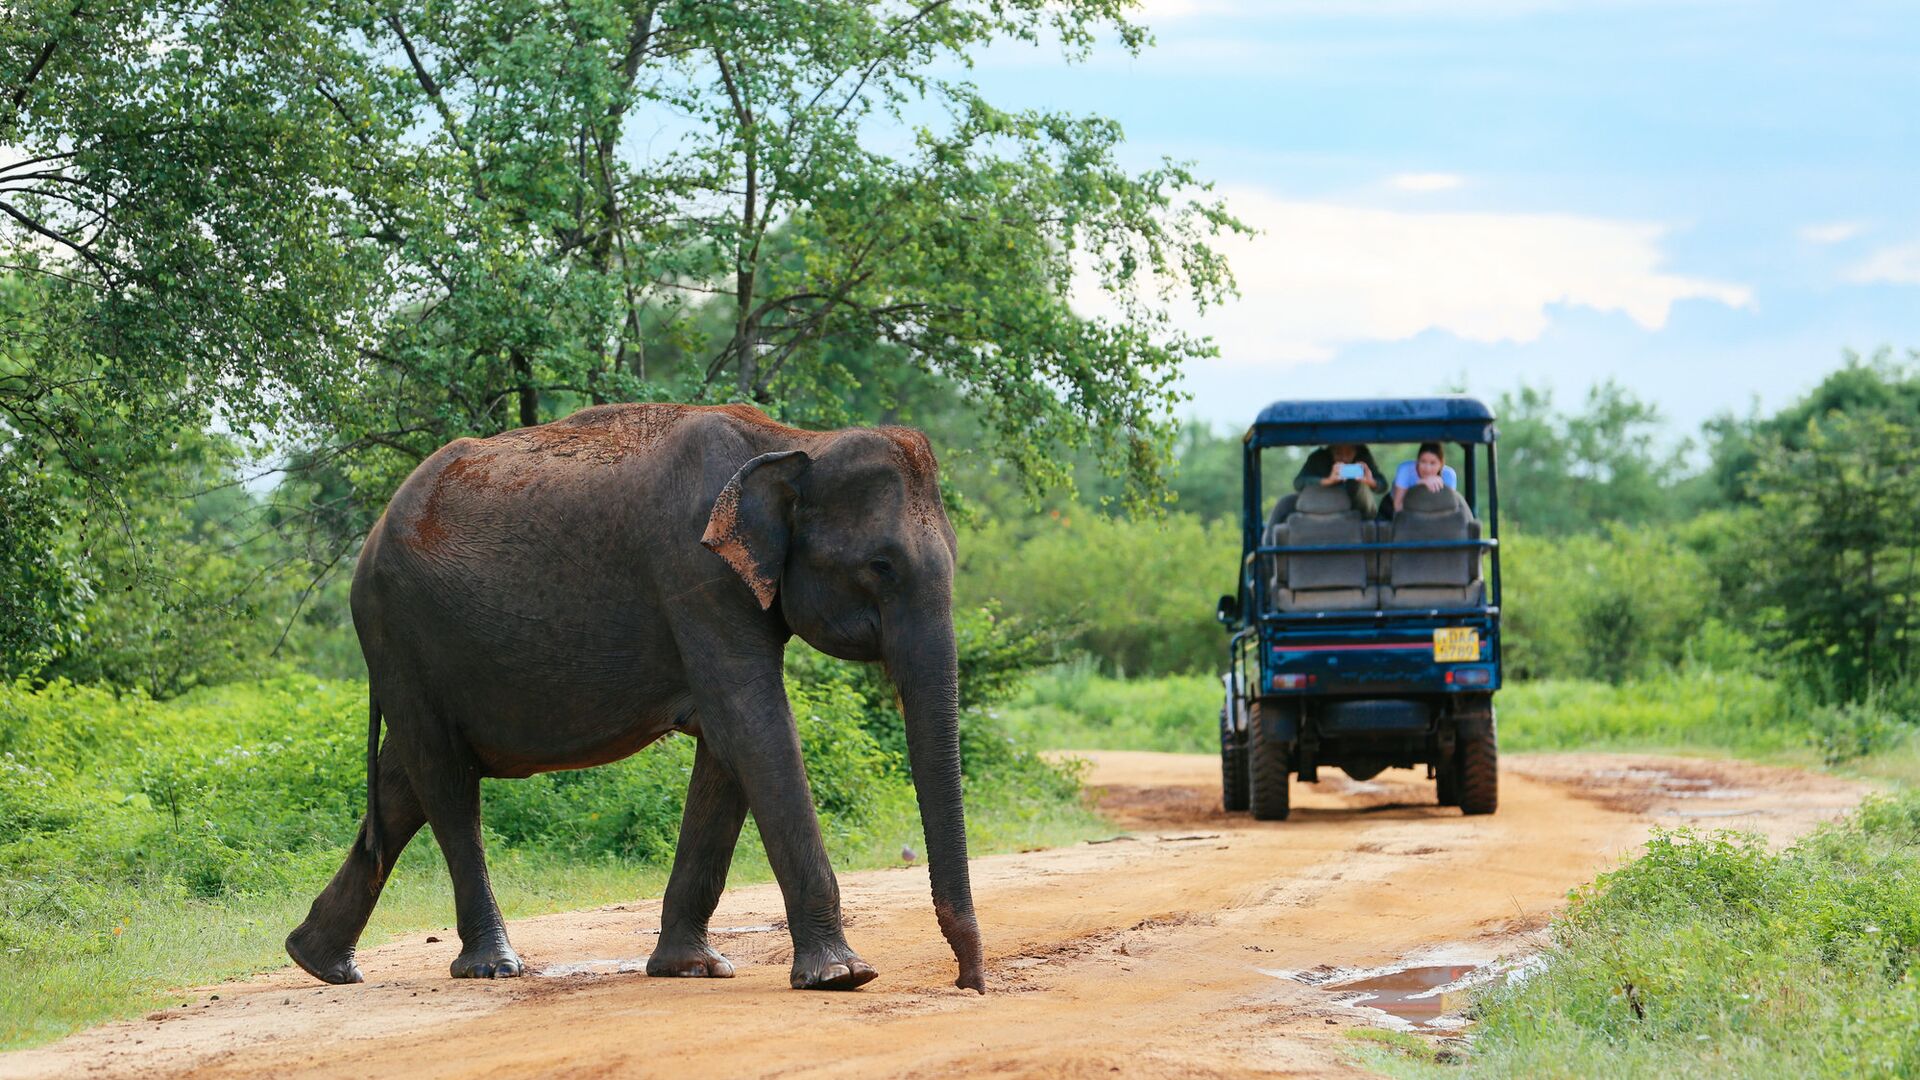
[[1446, 667, 1492, 687], [1271, 674, 1316, 690]]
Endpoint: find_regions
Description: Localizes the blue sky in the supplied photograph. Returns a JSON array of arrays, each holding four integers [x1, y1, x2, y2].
[[965, 0, 1919, 439]]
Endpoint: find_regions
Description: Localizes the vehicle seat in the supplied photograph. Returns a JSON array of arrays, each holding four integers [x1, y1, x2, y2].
[[1270, 483, 1378, 610], [1383, 485, 1483, 609]]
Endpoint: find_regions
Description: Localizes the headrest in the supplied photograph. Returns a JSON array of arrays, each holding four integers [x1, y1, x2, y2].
[[1400, 485, 1466, 514], [1293, 483, 1354, 514]]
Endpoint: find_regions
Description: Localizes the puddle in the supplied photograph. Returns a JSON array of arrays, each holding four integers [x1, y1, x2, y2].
[[1590, 767, 1754, 801], [1264, 948, 1545, 1034], [1327, 965, 1480, 1031]]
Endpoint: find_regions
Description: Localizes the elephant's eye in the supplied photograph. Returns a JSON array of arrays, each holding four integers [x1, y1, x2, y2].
[[868, 557, 895, 579]]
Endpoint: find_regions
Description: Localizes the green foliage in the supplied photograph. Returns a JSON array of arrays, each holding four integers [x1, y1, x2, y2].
[[3, 0, 1243, 548], [785, 605, 1083, 807], [996, 663, 1220, 753], [1501, 526, 1720, 683], [1002, 669, 1808, 762], [0, 451, 83, 678], [1496, 673, 1800, 757], [1469, 796, 1920, 1077], [1491, 381, 1691, 535], [956, 507, 1238, 676], [1807, 693, 1916, 767], [1734, 409, 1920, 701], [1708, 348, 1920, 502]]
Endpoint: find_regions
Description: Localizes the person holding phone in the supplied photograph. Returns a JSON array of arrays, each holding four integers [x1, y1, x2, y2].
[[1291, 443, 1385, 514], [1392, 442, 1459, 513]]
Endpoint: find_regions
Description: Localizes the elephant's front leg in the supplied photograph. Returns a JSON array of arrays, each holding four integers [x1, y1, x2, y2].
[[695, 674, 877, 991], [648, 738, 747, 978]]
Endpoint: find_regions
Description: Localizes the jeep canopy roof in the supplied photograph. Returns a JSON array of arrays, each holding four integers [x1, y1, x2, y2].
[[1245, 396, 1496, 449]]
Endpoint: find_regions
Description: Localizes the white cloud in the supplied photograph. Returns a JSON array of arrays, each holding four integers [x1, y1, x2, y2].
[[1847, 242, 1920, 286], [1800, 221, 1864, 245], [1083, 186, 1752, 368], [1390, 172, 1465, 192]]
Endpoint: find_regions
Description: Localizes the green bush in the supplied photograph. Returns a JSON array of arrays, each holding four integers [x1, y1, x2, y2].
[[1498, 672, 1796, 756], [1470, 795, 1920, 1077], [955, 508, 1237, 676], [1502, 525, 1721, 683], [1807, 694, 1915, 767], [996, 662, 1220, 753]]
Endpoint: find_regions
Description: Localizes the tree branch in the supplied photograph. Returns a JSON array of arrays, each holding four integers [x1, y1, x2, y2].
[[385, 14, 486, 199], [0, 200, 121, 273], [9, 1, 84, 111]]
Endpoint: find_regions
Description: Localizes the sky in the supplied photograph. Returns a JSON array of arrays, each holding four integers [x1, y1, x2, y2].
[[964, 0, 1919, 438]]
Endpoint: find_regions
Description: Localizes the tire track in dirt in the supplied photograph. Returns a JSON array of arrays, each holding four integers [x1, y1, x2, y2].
[[1, 752, 1873, 1080]]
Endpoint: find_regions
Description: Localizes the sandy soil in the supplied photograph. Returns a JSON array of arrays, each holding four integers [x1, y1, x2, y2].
[[2, 752, 1872, 1080]]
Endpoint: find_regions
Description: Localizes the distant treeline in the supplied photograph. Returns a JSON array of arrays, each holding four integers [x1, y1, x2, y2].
[[957, 352, 1920, 706]]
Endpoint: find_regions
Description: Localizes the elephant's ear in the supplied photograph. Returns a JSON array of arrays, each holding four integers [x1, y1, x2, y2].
[[702, 449, 811, 610]]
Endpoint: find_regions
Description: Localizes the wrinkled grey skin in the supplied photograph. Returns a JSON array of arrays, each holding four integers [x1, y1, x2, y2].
[[284, 403, 984, 993]]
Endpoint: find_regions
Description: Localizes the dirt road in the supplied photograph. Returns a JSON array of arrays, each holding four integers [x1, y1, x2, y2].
[[3, 752, 1871, 1079]]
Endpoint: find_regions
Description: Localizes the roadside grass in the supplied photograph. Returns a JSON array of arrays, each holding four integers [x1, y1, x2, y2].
[[0, 674, 1101, 1050], [1457, 794, 1920, 1078], [1346, 1027, 1459, 1077], [0, 846, 668, 1050], [1496, 671, 1810, 759], [992, 666, 1782, 760], [997, 662, 1218, 754]]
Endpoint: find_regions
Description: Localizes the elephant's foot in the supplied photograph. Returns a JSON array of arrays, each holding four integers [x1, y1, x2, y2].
[[450, 938, 524, 979], [285, 923, 364, 986], [646, 938, 736, 979], [790, 943, 877, 991]]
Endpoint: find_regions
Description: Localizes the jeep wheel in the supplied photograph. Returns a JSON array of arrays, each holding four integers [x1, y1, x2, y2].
[[1247, 699, 1293, 821], [1455, 697, 1498, 815], [1220, 701, 1249, 812]]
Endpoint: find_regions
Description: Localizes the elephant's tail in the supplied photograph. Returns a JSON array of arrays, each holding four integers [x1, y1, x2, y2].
[[364, 689, 384, 887]]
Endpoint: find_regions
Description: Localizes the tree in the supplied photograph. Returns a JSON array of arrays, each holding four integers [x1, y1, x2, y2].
[[319, 0, 1241, 505], [1492, 381, 1689, 534], [1736, 412, 1920, 700], [2, 0, 1243, 664], [0, 449, 84, 678], [1707, 348, 1920, 501]]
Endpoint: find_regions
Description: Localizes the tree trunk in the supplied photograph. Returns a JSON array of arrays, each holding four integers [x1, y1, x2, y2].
[[512, 350, 538, 428]]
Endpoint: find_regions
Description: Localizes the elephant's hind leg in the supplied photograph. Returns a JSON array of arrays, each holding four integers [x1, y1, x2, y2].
[[287, 741, 426, 984], [648, 739, 748, 979], [416, 749, 522, 979]]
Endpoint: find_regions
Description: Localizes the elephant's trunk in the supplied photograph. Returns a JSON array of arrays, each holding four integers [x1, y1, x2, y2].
[[891, 615, 985, 993]]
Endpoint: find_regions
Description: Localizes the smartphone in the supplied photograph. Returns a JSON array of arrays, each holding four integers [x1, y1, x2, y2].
[[1338, 463, 1365, 480]]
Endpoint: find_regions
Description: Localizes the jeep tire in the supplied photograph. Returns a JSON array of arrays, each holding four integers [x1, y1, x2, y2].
[[1454, 695, 1498, 816], [1248, 699, 1293, 821], [1220, 701, 1249, 812]]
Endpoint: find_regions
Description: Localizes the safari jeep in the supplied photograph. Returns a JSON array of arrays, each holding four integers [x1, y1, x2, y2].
[[1215, 398, 1503, 821]]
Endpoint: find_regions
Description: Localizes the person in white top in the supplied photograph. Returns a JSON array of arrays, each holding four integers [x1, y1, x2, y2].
[[1392, 442, 1459, 514]]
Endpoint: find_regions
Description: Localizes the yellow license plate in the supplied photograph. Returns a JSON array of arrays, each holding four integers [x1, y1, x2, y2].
[[1433, 627, 1480, 662]]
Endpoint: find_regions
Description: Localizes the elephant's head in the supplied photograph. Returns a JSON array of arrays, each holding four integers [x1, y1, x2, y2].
[[701, 428, 985, 992]]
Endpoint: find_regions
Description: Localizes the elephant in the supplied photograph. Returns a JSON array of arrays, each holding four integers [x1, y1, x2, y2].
[[283, 402, 984, 993]]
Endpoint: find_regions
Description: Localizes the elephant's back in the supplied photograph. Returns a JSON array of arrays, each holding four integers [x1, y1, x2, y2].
[[375, 408, 677, 564], [351, 413, 693, 711]]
